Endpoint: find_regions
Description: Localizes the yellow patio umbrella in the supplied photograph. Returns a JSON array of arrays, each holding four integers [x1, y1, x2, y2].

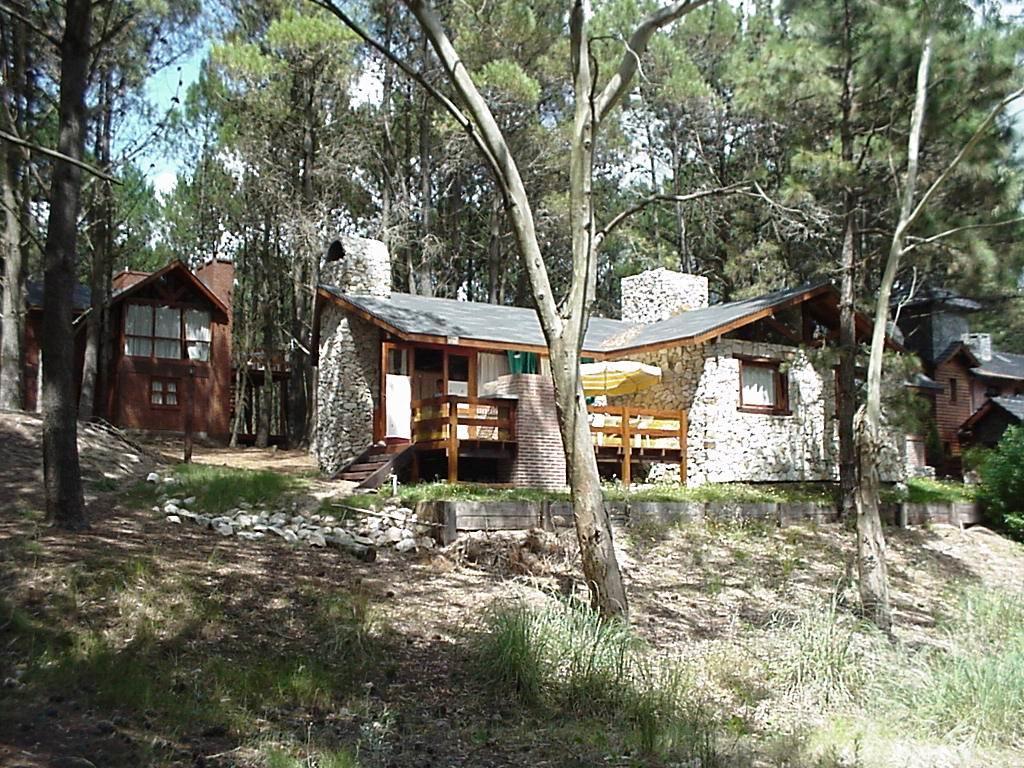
[[580, 360, 662, 397]]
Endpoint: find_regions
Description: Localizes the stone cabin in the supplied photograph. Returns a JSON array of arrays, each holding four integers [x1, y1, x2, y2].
[[312, 236, 907, 489]]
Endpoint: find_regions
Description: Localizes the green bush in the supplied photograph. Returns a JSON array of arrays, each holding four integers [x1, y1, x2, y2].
[[977, 426, 1024, 537]]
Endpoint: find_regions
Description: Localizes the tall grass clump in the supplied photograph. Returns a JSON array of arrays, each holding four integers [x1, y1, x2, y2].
[[772, 596, 882, 708], [473, 598, 720, 760], [889, 587, 1024, 745]]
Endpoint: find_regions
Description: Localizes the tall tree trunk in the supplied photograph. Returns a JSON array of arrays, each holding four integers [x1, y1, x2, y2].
[[837, 0, 858, 521], [0, 18, 28, 410], [42, 0, 92, 530], [80, 68, 113, 420], [857, 29, 935, 633]]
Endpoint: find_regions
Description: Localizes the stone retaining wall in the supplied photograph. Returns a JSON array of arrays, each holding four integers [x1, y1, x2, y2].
[[418, 498, 981, 543]]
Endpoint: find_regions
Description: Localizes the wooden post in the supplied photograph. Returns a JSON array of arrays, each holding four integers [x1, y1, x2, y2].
[[679, 409, 688, 486], [183, 366, 195, 463], [621, 406, 631, 486], [447, 396, 459, 482]]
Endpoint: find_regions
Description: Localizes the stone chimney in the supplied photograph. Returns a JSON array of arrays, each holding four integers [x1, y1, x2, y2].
[[320, 235, 391, 298], [621, 267, 709, 323], [962, 332, 993, 362]]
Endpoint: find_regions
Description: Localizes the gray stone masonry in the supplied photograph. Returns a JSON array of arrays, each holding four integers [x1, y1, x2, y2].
[[314, 236, 390, 475], [621, 267, 709, 323]]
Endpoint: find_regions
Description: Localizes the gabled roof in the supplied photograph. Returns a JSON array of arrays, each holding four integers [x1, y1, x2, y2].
[[111, 260, 230, 317], [317, 280, 876, 358], [960, 395, 1024, 433], [26, 281, 92, 312], [934, 340, 981, 368], [320, 287, 632, 352], [972, 351, 1024, 382], [897, 287, 984, 313]]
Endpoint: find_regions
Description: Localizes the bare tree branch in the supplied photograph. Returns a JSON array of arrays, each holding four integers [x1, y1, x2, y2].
[[903, 85, 1024, 232], [0, 1, 59, 47], [596, 181, 751, 244], [902, 215, 1024, 254], [0, 130, 121, 183], [595, 0, 713, 122]]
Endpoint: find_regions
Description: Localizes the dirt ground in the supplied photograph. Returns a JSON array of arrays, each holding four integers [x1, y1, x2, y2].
[[2, 412, 1023, 767]]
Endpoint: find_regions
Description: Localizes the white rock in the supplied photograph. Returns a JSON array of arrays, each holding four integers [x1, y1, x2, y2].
[[395, 538, 417, 553], [162, 477, 176, 484], [215, 523, 233, 536], [290, 515, 306, 525], [414, 536, 435, 550], [236, 531, 265, 541], [146, 472, 160, 483], [308, 532, 327, 547], [163, 503, 180, 515], [270, 513, 288, 525], [166, 515, 182, 524], [197, 515, 212, 528], [385, 526, 404, 543], [282, 529, 299, 544], [183, 496, 197, 506], [165, 499, 182, 508]]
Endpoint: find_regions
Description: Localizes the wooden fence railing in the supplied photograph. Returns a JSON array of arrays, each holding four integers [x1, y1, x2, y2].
[[411, 395, 517, 481], [588, 405, 687, 485]]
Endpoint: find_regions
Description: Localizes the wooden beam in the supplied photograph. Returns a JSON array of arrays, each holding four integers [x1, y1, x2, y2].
[[447, 399, 459, 483], [679, 409, 688, 486], [621, 406, 632, 486]]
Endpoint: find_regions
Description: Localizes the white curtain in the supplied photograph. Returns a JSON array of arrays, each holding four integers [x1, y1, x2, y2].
[[185, 309, 211, 362], [154, 306, 181, 359], [477, 352, 510, 395], [125, 304, 152, 356], [741, 364, 776, 407]]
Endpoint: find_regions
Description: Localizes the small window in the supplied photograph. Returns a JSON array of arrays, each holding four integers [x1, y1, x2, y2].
[[949, 378, 958, 404], [150, 378, 179, 408], [739, 358, 790, 414], [185, 309, 211, 362]]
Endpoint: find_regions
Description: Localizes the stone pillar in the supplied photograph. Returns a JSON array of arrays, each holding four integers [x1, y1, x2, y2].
[[620, 267, 709, 323], [313, 236, 390, 475]]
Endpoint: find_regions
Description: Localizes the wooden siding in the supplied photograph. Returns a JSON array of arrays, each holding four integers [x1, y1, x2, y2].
[[933, 357, 974, 457]]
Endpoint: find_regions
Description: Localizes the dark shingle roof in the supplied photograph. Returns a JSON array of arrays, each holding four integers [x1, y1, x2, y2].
[[322, 280, 832, 354], [599, 282, 828, 351], [325, 288, 634, 351], [990, 396, 1024, 422], [974, 351, 1024, 381], [26, 281, 92, 311]]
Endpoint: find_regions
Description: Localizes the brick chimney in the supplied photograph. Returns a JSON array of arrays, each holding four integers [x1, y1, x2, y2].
[[621, 267, 709, 323], [196, 257, 235, 307]]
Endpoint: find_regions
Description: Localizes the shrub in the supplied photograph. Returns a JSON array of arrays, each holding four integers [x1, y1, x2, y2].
[[977, 425, 1024, 537]]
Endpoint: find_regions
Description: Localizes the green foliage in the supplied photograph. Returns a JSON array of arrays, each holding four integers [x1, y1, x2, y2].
[[473, 599, 721, 761], [170, 464, 300, 514], [977, 426, 1024, 536]]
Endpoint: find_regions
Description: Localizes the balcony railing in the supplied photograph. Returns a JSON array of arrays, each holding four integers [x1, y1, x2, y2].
[[589, 406, 687, 485], [412, 395, 517, 481]]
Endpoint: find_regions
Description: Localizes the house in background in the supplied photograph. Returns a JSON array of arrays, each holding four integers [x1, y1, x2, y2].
[[13, 257, 259, 442], [895, 288, 1024, 471], [312, 236, 908, 489]]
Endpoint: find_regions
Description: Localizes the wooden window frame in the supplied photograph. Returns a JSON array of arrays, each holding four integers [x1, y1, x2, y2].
[[124, 301, 212, 364], [150, 377, 181, 409], [737, 356, 791, 415], [949, 377, 958, 404]]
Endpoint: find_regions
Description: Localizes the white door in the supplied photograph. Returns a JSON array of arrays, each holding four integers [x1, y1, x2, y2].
[[385, 374, 412, 439]]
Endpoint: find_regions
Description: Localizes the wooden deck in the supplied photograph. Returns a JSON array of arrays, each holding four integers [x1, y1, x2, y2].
[[411, 395, 517, 481], [589, 406, 687, 485]]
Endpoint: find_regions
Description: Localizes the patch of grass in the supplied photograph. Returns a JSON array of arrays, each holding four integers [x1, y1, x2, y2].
[[170, 463, 301, 514], [395, 482, 569, 504], [258, 744, 360, 768], [886, 587, 1024, 745], [883, 477, 975, 504], [473, 598, 722, 761], [118, 480, 162, 509]]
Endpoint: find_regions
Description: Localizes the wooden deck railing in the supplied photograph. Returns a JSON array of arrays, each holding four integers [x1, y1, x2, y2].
[[411, 395, 517, 481], [588, 406, 687, 485]]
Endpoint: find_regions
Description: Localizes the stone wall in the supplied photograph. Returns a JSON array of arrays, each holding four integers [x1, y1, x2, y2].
[[487, 374, 567, 490], [614, 338, 907, 485], [313, 235, 391, 476], [620, 267, 709, 323]]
